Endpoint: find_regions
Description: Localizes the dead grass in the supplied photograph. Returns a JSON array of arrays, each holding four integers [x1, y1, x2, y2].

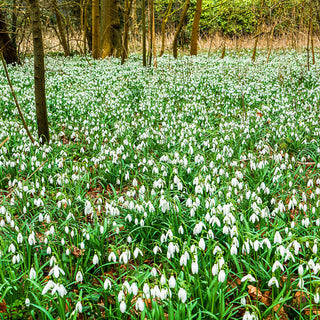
[[19, 28, 320, 57]]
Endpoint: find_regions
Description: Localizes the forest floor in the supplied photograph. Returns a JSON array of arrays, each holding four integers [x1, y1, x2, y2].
[[1, 51, 320, 319]]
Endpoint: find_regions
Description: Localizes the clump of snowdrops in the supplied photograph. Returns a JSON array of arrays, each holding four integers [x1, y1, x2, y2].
[[1, 51, 320, 319]]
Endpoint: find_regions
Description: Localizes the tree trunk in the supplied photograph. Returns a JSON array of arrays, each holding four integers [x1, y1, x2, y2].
[[150, 0, 157, 67], [172, 0, 190, 59], [12, 0, 18, 52], [142, 0, 146, 66], [52, 0, 70, 57], [159, 0, 172, 57], [121, 0, 132, 64], [92, 0, 100, 58], [252, 0, 265, 62], [0, 8, 19, 65], [148, 1, 152, 65], [101, 0, 121, 58], [28, 0, 50, 143], [190, 0, 202, 56]]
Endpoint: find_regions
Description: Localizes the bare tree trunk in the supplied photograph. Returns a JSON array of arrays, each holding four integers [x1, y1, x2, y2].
[[0, 8, 19, 65], [83, 0, 88, 54], [148, 0, 152, 65], [160, 0, 173, 57], [52, 0, 70, 57], [121, 0, 132, 64], [307, 17, 310, 71], [12, 0, 18, 52], [190, 0, 202, 56], [142, 0, 146, 66], [131, 0, 137, 39], [151, 0, 157, 67], [172, 0, 190, 59], [252, 0, 265, 62], [101, 0, 121, 58], [221, 36, 226, 59], [28, 0, 50, 143], [92, 0, 100, 58], [266, 24, 275, 63]]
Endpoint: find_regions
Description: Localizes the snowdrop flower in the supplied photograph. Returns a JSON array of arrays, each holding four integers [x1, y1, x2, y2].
[[199, 238, 206, 250], [28, 232, 36, 246], [314, 292, 320, 304], [92, 254, 99, 265], [75, 271, 83, 283], [108, 252, 117, 263], [104, 278, 112, 290], [131, 282, 138, 296], [178, 288, 187, 303], [272, 261, 284, 273], [274, 231, 282, 244], [120, 301, 126, 313], [133, 247, 143, 258], [298, 265, 304, 276], [29, 267, 36, 280], [241, 274, 256, 282], [49, 265, 65, 278], [298, 278, 304, 289], [218, 269, 226, 283], [178, 225, 184, 234], [42, 280, 56, 295], [169, 276, 176, 288], [143, 283, 150, 298], [191, 260, 199, 274], [135, 298, 145, 312], [268, 277, 279, 288], [25, 298, 30, 307]]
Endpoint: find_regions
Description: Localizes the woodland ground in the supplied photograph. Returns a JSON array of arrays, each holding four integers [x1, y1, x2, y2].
[[1, 51, 320, 319]]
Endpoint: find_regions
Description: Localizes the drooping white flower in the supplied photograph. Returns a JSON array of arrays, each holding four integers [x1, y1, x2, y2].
[[104, 278, 112, 290], [75, 301, 82, 313], [92, 254, 99, 265], [169, 276, 176, 288], [218, 269, 226, 283], [29, 267, 36, 280], [241, 274, 256, 282], [268, 277, 279, 288], [119, 301, 126, 313], [75, 271, 83, 283], [178, 288, 187, 303]]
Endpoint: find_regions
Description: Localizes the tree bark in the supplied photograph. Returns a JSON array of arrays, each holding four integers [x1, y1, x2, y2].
[[28, 0, 50, 143], [252, 0, 265, 62], [101, 0, 121, 58], [142, 0, 146, 66], [12, 0, 18, 52], [0, 8, 19, 65], [52, 0, 70, 57], [190, 0, 202, 56], [172, 0, 190, 59], [92, 0, 100, 58], [121, 0, 132, 64], [159, 0, 172, 57]]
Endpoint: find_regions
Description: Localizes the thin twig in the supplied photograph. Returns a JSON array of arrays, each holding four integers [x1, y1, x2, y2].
[[0, 52, 35, 144], [0, 137, 9, 148]]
